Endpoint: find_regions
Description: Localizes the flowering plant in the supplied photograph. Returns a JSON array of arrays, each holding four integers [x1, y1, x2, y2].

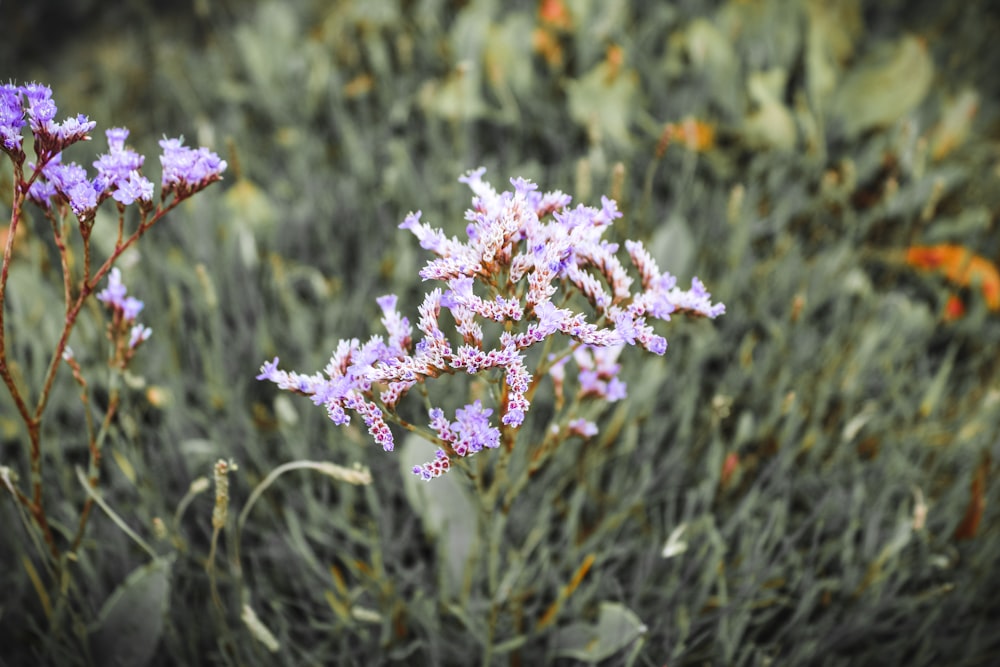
[[259, 168, 723, 480], [0, 82, 225, 594]]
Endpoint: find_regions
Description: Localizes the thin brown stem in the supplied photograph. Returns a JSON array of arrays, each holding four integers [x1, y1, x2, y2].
[[70, 389, 119, 552]]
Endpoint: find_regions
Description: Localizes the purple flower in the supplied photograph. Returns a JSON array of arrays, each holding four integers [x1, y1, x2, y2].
[[105, 127, 129, 152], [27, 177, 57, 207], [1, 82, 96, 158], [257, 357, 281, 382], [428, 407, 457, 444], [22, 83, 56, 130], [128, 324, 152, 349], [572, 345, 628, 401], [111, 170, 154, 205], [67, 179, 98, 217], [453, 400, 500, 453], [568, 418, 598, 438], [51, 114, 97, 146], [605, 377, 628, 401], [97, 268, 144, 320], [94, 127, 146, 193], [259, 168, 725, 480], [0, 84, 25, 152], [159, 137, 227, 192], [376, 294, 412, 354], [122, 296, 145, 321], [412, 449, 451, 481], [41, 157, 85, 193]]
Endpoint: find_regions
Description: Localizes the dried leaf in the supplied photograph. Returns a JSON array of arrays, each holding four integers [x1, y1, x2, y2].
[[656, 118, 715, 157], [539, 0, 573, 30], [719, 452, 739, 490], [929, 89, 979, 161], [953, 453, 990, 541]]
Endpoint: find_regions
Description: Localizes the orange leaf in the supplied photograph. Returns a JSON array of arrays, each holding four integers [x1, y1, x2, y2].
[[943, 294, 965, 321], [538, 0, 572, 30], [1, 221, 29, 259], [953, 453, 990, 541], [656, 118, 716, 157], [905, 244, 1000, 311], [532, 28, 564, 68], [536, 553, 596, 631], [720, 452, 739, 490]]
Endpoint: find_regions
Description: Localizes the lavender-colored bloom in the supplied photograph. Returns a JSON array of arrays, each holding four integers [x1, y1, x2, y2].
[[257, 357, 281, 382], [259, 168, 724, 480], [376, 294, 412, 354], [570, 345, 628, 401], [612, 309, 639, 345], [38, 156, 100, 217], [128, 324, 152, 349], [347, 394, 394, 451], [52, 114, 96, 145], [97, 268, 144, 320], [67, 179, 98, 217], [94, 127, 146, 193], [2, 83, 95, 157], [21, 83, 56, 130], [578, 369, 604, 396], [111, 170, 154, 205], [400, 211, 452, 255], [0, 84, 24, 152], [453, 400, 500, 453], [596, 196, 623, 225], [97, 268, 128, 306], [412, 449, 451, 481], [43, 158, 87, 194], [122, 296, 144, 321], [669, 277, 727, 318], [27, 177, 57, 206], [159, 137, 227, 191], [502, 353, 531, 427], [105, 127, 129, 152], [605, 377, 628, 401], [428, 407, 457, 444], [568, 418, 599, 438]]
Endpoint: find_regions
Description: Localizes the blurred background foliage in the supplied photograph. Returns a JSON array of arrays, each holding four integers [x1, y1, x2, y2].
[[3, 0, 1000, 664]]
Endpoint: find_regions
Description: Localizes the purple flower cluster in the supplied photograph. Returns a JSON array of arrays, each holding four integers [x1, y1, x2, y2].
[[4, 82, 225, 218], [97, 268, 151, 350], [1, 82, 95, 160], [549, 344, 628, 403], [258, 169, 724, 479], [159, 137, 229, 195], [0, 85, 26, 152]]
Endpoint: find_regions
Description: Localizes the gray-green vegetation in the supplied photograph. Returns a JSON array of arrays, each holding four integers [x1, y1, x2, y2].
[[2, 1, 998, 665]]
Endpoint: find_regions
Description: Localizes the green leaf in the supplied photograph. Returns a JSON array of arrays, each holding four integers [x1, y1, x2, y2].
[[90, 556, 173, 667], [650, 215, 695, 282], [418, 64, 488, 122], [743, 69, 797, 151], [551, 602, 647, 662], [399, 434, 477, 597], [829, 34, 934, 138], [567, 58, 638, 147]]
